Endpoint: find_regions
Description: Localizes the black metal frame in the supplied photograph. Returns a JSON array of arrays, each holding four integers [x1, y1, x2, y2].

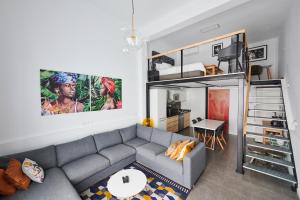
[[145, 32, 248, 175], [236, 78, 245, 174]]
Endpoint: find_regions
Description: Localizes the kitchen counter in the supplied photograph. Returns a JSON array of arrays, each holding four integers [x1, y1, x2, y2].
[[167, 109, 191, 118]]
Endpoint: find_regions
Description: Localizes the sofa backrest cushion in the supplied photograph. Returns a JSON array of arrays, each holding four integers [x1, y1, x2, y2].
[[94, 130, 122, 151], [171, 133, 198, 144], [119, 124, 137, 142], [137, 124, 153, 141], [151, 128, 172, 147], [0, 145, 57, 170], [56, 136, 97, 167]]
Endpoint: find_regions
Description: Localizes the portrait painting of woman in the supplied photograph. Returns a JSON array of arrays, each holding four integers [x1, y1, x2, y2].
[[40, 69, 90, 115], [91, 76, 122, 111]]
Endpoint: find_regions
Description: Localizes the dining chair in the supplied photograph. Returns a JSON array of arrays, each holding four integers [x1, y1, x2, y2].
[[192, 118, 206, 142], [205, 124, 226, 150]]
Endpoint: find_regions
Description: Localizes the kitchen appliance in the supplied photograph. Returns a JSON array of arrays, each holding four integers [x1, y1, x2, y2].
[[178, 113, 184, 131], [167, 101, 181, 117]]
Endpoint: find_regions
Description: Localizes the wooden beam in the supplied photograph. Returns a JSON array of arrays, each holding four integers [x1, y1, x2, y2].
[[148, 29, 246, 59]]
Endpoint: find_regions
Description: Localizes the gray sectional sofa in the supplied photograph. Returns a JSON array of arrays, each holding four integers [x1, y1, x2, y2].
[[0, 124, 206, 200]]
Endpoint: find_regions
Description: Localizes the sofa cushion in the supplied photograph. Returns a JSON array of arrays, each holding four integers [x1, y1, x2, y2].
[[99, 144, 135, 165], [4, 159, 30, 190], [62, 154, 109, 185], [0, 145, 56, 170], [119, 124, 137, 142], [156, 153, 183, 174], [22, 158, 44, 183], [125, 138, 149, 149], [56, 136, 97, 167], [94, 130, 122, 152], [0, 169, 16, 196], [137, 124, 153, 141], [0, 168, 81, 200], [151, 128, 172, 147], [136, 143, 167, 160], [171, 133, 198, 144]]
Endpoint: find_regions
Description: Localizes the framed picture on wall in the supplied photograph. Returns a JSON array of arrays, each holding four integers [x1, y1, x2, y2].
[[248, 45, 268, 62], [212, 43, 223, 57]]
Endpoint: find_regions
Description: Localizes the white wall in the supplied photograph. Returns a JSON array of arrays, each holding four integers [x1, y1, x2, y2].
[[150, 89, 167, 130], [0, 0, 139, 156], [182, 88, 206, 123], [278, 0, 300, 196], [249, 37, 279, 79]]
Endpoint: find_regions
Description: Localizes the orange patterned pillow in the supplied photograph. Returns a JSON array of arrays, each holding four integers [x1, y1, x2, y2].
[[169, 140, 190, 160], [176, 141, 196, 161], [0, 169, 16, 196], [165, 141, 181, 157], [4, 159, 30, 190]]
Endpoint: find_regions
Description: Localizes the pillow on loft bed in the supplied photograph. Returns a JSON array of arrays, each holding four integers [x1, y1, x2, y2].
[[156, 63, 173, 70]]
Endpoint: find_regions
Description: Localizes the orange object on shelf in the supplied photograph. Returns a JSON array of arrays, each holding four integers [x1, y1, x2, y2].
[[204, 64, 224, 75]]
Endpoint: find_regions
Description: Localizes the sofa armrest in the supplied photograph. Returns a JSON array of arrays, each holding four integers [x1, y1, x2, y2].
[[183, 142, 206, 189]]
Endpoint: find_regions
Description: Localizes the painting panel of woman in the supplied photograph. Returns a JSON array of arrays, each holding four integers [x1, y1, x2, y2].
[[40, 69, 90, 115]]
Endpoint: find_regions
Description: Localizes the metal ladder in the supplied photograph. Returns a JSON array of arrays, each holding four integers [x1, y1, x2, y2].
[[243, 79, 298, 190]]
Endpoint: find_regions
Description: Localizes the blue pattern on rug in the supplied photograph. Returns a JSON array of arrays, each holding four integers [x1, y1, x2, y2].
[[81, 162, 190, 200]]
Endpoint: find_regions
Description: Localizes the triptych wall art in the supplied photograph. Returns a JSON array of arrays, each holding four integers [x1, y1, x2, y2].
[[40, 69, 122, 116]]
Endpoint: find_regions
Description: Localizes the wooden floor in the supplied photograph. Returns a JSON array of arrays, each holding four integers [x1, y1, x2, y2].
[[178, 128, 298, 200]]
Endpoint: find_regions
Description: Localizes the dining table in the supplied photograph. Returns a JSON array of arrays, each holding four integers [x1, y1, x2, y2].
[[192, 119, 224, 150]]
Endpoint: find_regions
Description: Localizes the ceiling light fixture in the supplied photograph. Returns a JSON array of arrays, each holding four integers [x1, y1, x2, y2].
[[122, 0, 143, 53], [200, 24, 221, 33]]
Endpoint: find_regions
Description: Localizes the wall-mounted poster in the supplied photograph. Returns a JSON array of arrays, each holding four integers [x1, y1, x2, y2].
[[212, 43, 223, 57], [40, 69, 90, 115], [208, 89, 229, 135], [249, 45, 267, 62], [91, 76, 122, 111]]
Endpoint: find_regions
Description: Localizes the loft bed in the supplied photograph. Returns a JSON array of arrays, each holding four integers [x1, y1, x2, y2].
[[145, 30, 251, 175], [147, 29, 249, 82]]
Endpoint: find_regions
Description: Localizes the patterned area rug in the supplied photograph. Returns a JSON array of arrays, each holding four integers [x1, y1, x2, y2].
[[81, 162, 190, 200]]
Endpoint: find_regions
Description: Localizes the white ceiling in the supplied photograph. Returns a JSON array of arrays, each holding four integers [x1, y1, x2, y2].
[[149, 0, 293, 51], [91, 0, 249, 39]]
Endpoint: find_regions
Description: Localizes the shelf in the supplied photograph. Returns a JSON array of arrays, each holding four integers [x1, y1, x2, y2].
[[243, 163, 296, 184], [247, 140, 291, 154], [246, 152, 293, 168], [246, 132, 290, 142]]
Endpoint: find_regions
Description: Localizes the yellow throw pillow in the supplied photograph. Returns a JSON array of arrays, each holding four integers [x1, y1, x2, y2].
[[165, 141, 181, 157], [170, 140, 190, 160], [176, 141, 196, 161]]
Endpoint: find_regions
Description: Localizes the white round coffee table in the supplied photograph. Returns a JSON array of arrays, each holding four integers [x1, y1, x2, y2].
[[107, 169, 147, 199]]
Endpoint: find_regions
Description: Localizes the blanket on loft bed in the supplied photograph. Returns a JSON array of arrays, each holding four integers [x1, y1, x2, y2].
[[151, 51, 206, 81]]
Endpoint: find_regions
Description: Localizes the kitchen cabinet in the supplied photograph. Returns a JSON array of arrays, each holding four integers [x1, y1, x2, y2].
[[166, 112, 190, 133], [167, 115, 179, 132]]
